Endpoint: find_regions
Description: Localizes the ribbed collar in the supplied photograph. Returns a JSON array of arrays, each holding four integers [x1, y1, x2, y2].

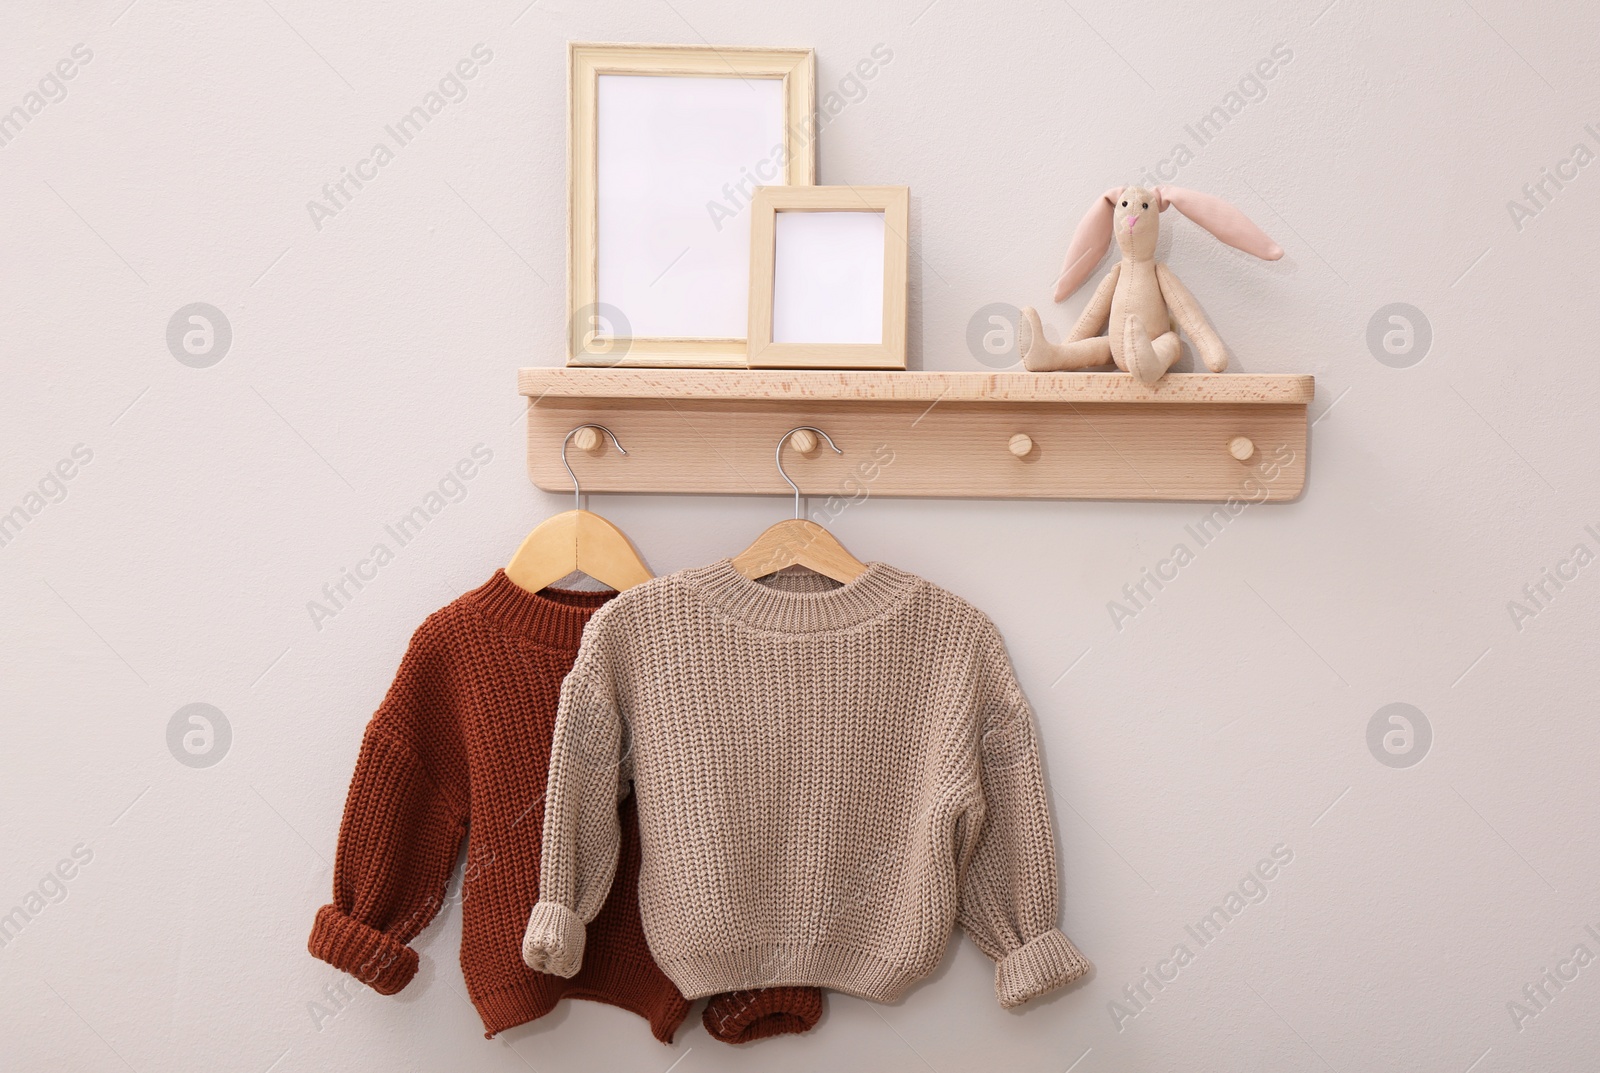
[[464, 570, 614, 650], [683, 559, 918, 634]]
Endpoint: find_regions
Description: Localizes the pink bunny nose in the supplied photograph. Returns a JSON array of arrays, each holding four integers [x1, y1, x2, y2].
[[1125, 214, 1139, 230]]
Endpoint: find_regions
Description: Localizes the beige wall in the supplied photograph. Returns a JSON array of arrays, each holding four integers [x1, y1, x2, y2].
[[3, 1, 1597, 1070]]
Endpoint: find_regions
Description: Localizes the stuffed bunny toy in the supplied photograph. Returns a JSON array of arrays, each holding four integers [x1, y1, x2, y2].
[[1018, 185, 1283, 383]]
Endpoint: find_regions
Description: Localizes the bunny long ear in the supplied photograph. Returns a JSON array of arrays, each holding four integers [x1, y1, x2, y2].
[[1155, 186, 1284, 260], [1053, 186, 1124, 302]]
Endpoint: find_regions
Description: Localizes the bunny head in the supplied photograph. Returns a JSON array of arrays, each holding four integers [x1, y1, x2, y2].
[[1112, 186, 1162, 260], [1052, 184, 1284, 303]]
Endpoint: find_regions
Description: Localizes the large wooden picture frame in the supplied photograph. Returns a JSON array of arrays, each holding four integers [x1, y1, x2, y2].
[[567, 43, 816, 368], [747, 185, 909, 370]]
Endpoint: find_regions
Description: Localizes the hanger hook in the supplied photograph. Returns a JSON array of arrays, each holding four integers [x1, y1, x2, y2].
[[562, 424, 627, 511], [775, 426, 842, 520]]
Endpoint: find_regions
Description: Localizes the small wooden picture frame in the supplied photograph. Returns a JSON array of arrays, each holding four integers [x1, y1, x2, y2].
[[567, 43, 816, 369], [747, 186, 909, 369]]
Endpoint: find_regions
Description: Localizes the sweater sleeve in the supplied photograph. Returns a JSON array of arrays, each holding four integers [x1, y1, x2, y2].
[[522, 628, 630, 978], [307, 617, 468, 995], [956, 628, 1092, 1008]]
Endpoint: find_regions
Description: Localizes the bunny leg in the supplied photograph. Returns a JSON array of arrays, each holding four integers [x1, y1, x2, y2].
[[1152, 331, 1182, 371], [1120, 315, 1183, 384], [1019, 306, 1114, 371]]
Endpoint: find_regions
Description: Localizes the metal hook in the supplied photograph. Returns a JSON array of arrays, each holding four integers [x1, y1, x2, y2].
[[561, 424, 627, 511], [775, 426, 842, 520]]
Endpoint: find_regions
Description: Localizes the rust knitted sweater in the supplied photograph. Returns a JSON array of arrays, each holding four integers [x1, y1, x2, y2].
[[308, 571, 822, 1042]]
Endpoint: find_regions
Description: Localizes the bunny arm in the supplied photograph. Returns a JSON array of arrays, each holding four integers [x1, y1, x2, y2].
[[1064, 263, 1121, 343], [1155, 263, 1228, 372]]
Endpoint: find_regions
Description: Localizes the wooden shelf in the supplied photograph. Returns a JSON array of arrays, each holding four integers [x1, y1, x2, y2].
[[522, 368, 1313, 405], [520, 368, 1313, 502]]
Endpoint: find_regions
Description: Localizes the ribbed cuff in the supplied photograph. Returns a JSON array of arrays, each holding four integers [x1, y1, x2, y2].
[[522, 901, 585, 978], [995, 929, 1092, 1008], [702, 987, 824, 1044], [307, 904, 418, 996]]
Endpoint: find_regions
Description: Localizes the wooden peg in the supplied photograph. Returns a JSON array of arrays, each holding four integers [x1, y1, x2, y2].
[[788, 428, 819, 455], [1228, 436, 1255, 461], [571, 426, 603, 453], [1008, 433, 1034, 458]]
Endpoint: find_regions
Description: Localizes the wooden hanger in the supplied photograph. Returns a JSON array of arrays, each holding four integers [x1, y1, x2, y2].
[[731, 426, 867, 584], [506, 425, 653, 594]]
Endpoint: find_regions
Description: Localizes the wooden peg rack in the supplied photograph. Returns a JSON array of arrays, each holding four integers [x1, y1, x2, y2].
[[520, 368, 1313, 502]]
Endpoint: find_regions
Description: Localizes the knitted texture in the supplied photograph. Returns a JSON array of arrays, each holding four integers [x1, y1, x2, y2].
[[523, 561, 1092, 1007], [702, 986, 825, 1043], [307, 574, 691, 1040]]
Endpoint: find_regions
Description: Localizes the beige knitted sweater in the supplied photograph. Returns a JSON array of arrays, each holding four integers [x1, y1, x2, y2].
[[521, 560, 1091, 1008]]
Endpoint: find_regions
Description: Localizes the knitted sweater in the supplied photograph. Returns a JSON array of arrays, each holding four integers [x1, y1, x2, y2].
[[308, 572, 821, 1041], [522, 561, 1092, 1008]]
